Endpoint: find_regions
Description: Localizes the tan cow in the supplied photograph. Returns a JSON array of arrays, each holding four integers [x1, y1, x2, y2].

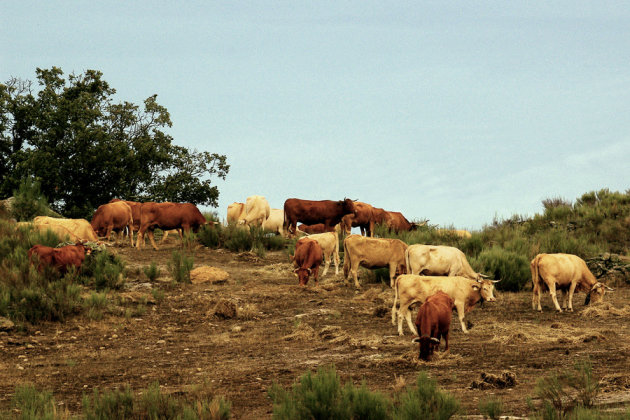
[[227, 202, 247, 224], [262, 208, 284, 235], [343, 234, 408, 288], [437, 229, 472, 239], [531, 253, 613, 312], [33, 216, 98, 242], [392, 274, 497, 335], [405, 244, 486, 280], [243, 195, 271, 227], [300, 231, 340, 276]]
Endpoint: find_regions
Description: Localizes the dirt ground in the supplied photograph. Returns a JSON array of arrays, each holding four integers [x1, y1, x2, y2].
[[1, 241, 630, 418]]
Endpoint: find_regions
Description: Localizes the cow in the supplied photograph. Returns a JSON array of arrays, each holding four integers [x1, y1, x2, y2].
[[28, 242, 91, 274], [405, 244, 486, 280], [20, 221, 80, 242], [91, 201, 134, 246], [411, 291, 455, 361], [392, 274, 497, 335], [530, 253, 614, 312], [300, 231, 340, 276], [340, 201, 376, 237], [136, 202, 207, 250], [291, 238, 323, 286], [283, 198, 356, 236], [343, 234, 408, 288], [33, 216, 98, 242], [243, 195, 271, 227], [109, 198, 142, 241], [296, 223, 338, 235], [384, 211, 426, 233], [262, 208, 285, 235], [227, 202, 247, 225], [437, 229, 472, 239]]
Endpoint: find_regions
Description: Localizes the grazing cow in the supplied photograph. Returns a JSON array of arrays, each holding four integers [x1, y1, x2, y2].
[[291, 238, 323, 286], [412, 291, 455, 361], [343, 234, 408, 288], [340, 201, 376, 237], [33, 216, 99, 242], [136, 202, 207, 250], [437, 229, 472, 239], [300, 231, 340, 276], [91, 201, 134, 246], [243, 195, 271, 227], [405, 244, 486, 281], [20, 221, 80, 242], [109, 198, 143, 240], [28, 242, 91, 274], [296, 223, 338, 235], [262, 208, 285, 235], [531, 253, 613, 312], [283, 198, 356, 236], [227, 202, 247, 224], [384, 211, 426, 233], [392, 274, 497, 335]]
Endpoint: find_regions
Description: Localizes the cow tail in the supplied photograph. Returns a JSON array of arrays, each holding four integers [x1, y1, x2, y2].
[[391, 275, 399, 325], [342, 238, 349, 279], [405, 247, 411, 275]]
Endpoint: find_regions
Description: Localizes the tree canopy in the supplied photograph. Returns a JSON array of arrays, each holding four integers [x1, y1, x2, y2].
[[0, 67, 228, 218]]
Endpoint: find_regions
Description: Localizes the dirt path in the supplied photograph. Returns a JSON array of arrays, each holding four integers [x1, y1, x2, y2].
[[1, 243, 629, 418]]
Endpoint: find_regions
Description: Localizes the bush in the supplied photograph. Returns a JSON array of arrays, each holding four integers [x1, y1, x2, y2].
[[471, 247, 531, 292], [83, 386, 134, 420], [143, 261, 161, 281], [393, 372, 459, 420], [10, 177, 51, 221], [479, 396, 503, 420], [168, 251, 194, 283], [81, 250, 126, 290], [198, 224, 221, 248], [9, 384, 59, 419]]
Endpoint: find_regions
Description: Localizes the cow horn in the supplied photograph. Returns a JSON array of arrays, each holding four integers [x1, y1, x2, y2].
[[293, 268, 299, 273], [307, 268, 312, 274], [605, 285, 615, 291], [490, 279, 501, 283], [411, 338, 421, 344], [430, 337, 440, 343], [479, 273, 489, 278]]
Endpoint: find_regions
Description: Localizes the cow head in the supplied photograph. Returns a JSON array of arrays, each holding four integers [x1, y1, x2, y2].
[[473, 279, 497, 303], [584, 282, 613, 305], [412, 336, 440, 361], [341, 198, 357, 217], [294, 267, 312, 286]]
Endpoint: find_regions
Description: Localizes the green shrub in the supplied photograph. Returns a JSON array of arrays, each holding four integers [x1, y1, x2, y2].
[[479, 396, 503, 420], [471, 247, 531, 292], [11, 177, 51, 221], [340, 381, 392, 420], [181, 230, 197, 251], [9, 384, 58, 420], [393, 372, 459, 420], [81, 250, 126, 290], [143, 261, 161, 281], [198, 224, 221, 248], [168, 251, 194, 283], [84, 292, 108, 321], [83, 386, 134, 420]]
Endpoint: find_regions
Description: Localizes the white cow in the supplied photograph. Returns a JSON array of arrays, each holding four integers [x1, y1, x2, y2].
[[405, 244, 485, 280], [262, 208, 284, 236], [227, 202, 247, 225], [243, 195, 271, 227]]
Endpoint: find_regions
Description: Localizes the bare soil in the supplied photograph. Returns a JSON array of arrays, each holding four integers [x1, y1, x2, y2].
[[1, 242, 630, 418]]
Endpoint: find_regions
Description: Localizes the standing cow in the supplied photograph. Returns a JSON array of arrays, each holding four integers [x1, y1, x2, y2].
[[531, 253, 613, 312], [412, 291, 455, 361], [405, 244, 486, 280], [262, 208, 285, 235], [136, 202, 207, 250], [243, 195, 271, 227], [300, 231, 340, 276], [91, 201, 134, 246], [343, 235, 408, 288], [227, 202, 247, 225], [340, 201, 376, 237], [283, 198, 356, 236], [291, 238, 323, 286], [28, 242, 91, 274]]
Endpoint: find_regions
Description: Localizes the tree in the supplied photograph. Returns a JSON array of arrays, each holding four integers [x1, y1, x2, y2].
[[0, 67, 228, 218]]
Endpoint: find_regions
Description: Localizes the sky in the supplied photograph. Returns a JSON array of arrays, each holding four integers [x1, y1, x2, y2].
[[3, 1, 629, 230]]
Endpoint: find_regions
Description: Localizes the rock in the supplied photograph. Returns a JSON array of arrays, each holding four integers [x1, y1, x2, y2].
[[190, 266, 230, 284], [0, 317, 15, 331], [471, 371, 517, 389]]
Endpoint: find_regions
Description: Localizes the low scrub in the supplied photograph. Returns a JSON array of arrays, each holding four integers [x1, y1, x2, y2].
[[168, 251, 194, 283], [471, 247, 531, 292], [269, 366, 458, 420], [198, 223, 288, 255]]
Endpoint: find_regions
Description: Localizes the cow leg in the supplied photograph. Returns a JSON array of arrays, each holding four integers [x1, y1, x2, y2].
[[321, 252, 330, 277], [333, 251, 340, 275], [106, 225, 114, 242], [136, 230, 144, 249], [548, 282, 563, 312], [148, 230, 159, 251], [532, 284, 540, 311], [398, 303, 418, 336], [389, 262, 397, 288], [128, 224, 134, 247], [351, 261, 361, 288], [567, 283, 577, 312], [455, 302, 469, 333], [443, 331, 449, 352], [313, 266, 320, 287]]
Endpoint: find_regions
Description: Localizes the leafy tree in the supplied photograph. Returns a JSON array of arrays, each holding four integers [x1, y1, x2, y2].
[[0, 67, 228, 218]]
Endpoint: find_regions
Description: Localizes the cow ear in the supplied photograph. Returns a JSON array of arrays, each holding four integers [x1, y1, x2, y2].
[[472, 285, 480, 291]]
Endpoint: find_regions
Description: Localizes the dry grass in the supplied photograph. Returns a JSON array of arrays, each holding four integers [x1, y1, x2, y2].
[[580, 303, 630, 318], [283, 323, 316, 341]]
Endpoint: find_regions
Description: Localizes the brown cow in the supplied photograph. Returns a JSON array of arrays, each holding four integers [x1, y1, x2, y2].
[[283, 198, 356, 236], [340, 201, 375, 237], [28, 242, 91, 274], [110, 198, 142, 239], [384, 211, 426, 233], [411, 291, 455, 361], [136, 202, 207, 250], [291, 238, 323, 286], [531, 253, 613, 312], [392, 274, 497, 335], [297, 223, 337, 234], [91, 201, 134, 246]]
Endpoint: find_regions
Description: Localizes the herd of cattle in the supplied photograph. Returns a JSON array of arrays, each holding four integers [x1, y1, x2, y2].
[[21, 195, 616, 361]]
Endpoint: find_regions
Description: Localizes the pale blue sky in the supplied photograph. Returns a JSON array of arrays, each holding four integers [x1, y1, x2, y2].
[[3, 2, 629, 229]]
